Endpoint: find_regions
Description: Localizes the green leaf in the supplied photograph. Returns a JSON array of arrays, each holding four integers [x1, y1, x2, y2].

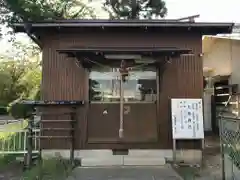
[[102, 0, 167, 19], [1, 0, 96, 37]]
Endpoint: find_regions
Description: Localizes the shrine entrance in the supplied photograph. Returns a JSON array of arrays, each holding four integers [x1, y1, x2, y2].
[[87, 59, 159, 144], [57, 46, 192, 148]]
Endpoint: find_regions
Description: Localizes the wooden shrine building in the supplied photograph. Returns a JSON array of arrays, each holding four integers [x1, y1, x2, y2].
[[13, 19, 233, 163]]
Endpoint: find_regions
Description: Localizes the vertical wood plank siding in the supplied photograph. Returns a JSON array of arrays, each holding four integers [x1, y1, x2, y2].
[[41, 31, 202, 149]]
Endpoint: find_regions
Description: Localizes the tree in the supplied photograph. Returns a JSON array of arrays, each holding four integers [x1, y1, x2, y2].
[[0, 39, 41, 105], [0, 41, 42, 118], [7, 63, 41, 119], [0, 0, 96, 38], [0, 60, 27, 105], [103, 0, 167, 19], [18, 64, 41, 100], [0, 59, 41, 106], [89, 79, 101, 101]]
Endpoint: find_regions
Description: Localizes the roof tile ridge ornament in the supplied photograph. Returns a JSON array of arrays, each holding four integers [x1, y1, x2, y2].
[[176, 14, 200, 22]]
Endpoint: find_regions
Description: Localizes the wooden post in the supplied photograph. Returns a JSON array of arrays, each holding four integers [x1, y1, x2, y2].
[[70, 107, 76, 166], [201, 138, 205, 168], [119, 73, 124, 138], [26, 114, 34, 169], [236, 95, 239, 117], [173, 138, 177, 164], [211, 95, 217, 134], [219, 116, 226, 180]]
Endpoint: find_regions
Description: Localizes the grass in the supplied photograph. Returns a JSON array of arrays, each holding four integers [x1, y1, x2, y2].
[[0, 154, 18, 167], [0, 155, 74, 180], [173, 165, 200, 180], [0, 120, 74, 179], [0, 120, 28, 171], [22, 158, 73, 180]]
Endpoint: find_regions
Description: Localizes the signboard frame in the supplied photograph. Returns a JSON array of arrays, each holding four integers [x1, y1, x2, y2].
[[170, 98, 205, 164]]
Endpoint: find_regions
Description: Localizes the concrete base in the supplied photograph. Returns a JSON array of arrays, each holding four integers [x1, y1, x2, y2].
[[41, 149, 202, 166], [81, 156, 123, 166], [123, 157, 166, 166]]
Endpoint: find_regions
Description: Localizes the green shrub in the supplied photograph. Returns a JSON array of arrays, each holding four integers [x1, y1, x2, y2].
[[7, 99, 34, 119], [0, 106, 7, 115]]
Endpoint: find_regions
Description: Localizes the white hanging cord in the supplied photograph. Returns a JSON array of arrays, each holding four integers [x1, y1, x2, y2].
[[83, 57, 158, 139], [75, 59, 81, 68], [83, 57, 154, 78], [119, 74, 124, 138], [83, 57, 110, 69]]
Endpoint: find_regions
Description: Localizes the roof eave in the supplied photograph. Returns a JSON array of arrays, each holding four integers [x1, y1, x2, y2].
[[13, 21, 234, 27], [12, 21, 234, 35]]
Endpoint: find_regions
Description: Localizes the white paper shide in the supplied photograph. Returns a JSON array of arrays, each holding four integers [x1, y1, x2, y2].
[[171, 98, 204, 139]]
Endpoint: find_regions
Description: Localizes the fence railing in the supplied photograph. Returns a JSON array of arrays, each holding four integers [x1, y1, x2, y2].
[[0, 120, 40, 155], [219, 116, 240, 180], [0, 100, 84, 169]]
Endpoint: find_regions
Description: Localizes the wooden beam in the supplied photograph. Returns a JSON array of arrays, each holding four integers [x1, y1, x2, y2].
[[24, 23, 43, 49]]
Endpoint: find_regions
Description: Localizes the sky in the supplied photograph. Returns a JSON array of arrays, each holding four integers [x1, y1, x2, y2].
[[166, 0, 240, 22], [90, 0, 240, 22], [0, 0, 240, 53]]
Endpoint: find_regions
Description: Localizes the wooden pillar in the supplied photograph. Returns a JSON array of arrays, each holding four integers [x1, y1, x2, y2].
[[70, 106, 76, 166]]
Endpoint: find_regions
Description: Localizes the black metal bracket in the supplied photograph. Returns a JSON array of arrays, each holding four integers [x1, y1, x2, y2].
[[19, 100, 84, 106]]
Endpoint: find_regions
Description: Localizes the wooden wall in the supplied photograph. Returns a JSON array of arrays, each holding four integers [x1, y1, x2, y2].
[[40, 31, 203, 150]]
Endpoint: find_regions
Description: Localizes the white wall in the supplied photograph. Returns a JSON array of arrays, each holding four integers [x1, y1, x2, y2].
[[203, 38, 232, 77], [203, 38, 240, 132], [230, 41, 240, 86], [203, 38, 240, 87]]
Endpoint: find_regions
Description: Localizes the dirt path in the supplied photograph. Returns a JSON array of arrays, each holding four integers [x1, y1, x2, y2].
[[198, 135, 222, 180], [174, 135, 223, 180]]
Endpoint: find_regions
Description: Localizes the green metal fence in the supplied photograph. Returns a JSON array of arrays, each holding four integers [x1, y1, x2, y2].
[[219, 116, 240, 180], [0, 120, 40, 155]]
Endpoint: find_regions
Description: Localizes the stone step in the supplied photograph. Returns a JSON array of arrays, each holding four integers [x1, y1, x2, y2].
[[81, 156, 123, 166], [76, 150, 172, 158], [123, 157, 166, 166], [81, 156, 166, 166], [128, 150, 172, 158], [42, 149, 202, 165]]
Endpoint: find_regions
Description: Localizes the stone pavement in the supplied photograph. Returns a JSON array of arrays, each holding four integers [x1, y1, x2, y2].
[[67, 165, 183, 180]]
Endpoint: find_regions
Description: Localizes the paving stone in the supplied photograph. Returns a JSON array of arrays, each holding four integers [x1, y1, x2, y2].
[[67, 166, 183, 180]]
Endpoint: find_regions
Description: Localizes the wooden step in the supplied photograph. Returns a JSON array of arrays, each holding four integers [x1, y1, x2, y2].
[[215, 84, 238, 90], [216, 102, 237, 105], [215, 93, 230, 97], [81, 157, 166, 166]]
